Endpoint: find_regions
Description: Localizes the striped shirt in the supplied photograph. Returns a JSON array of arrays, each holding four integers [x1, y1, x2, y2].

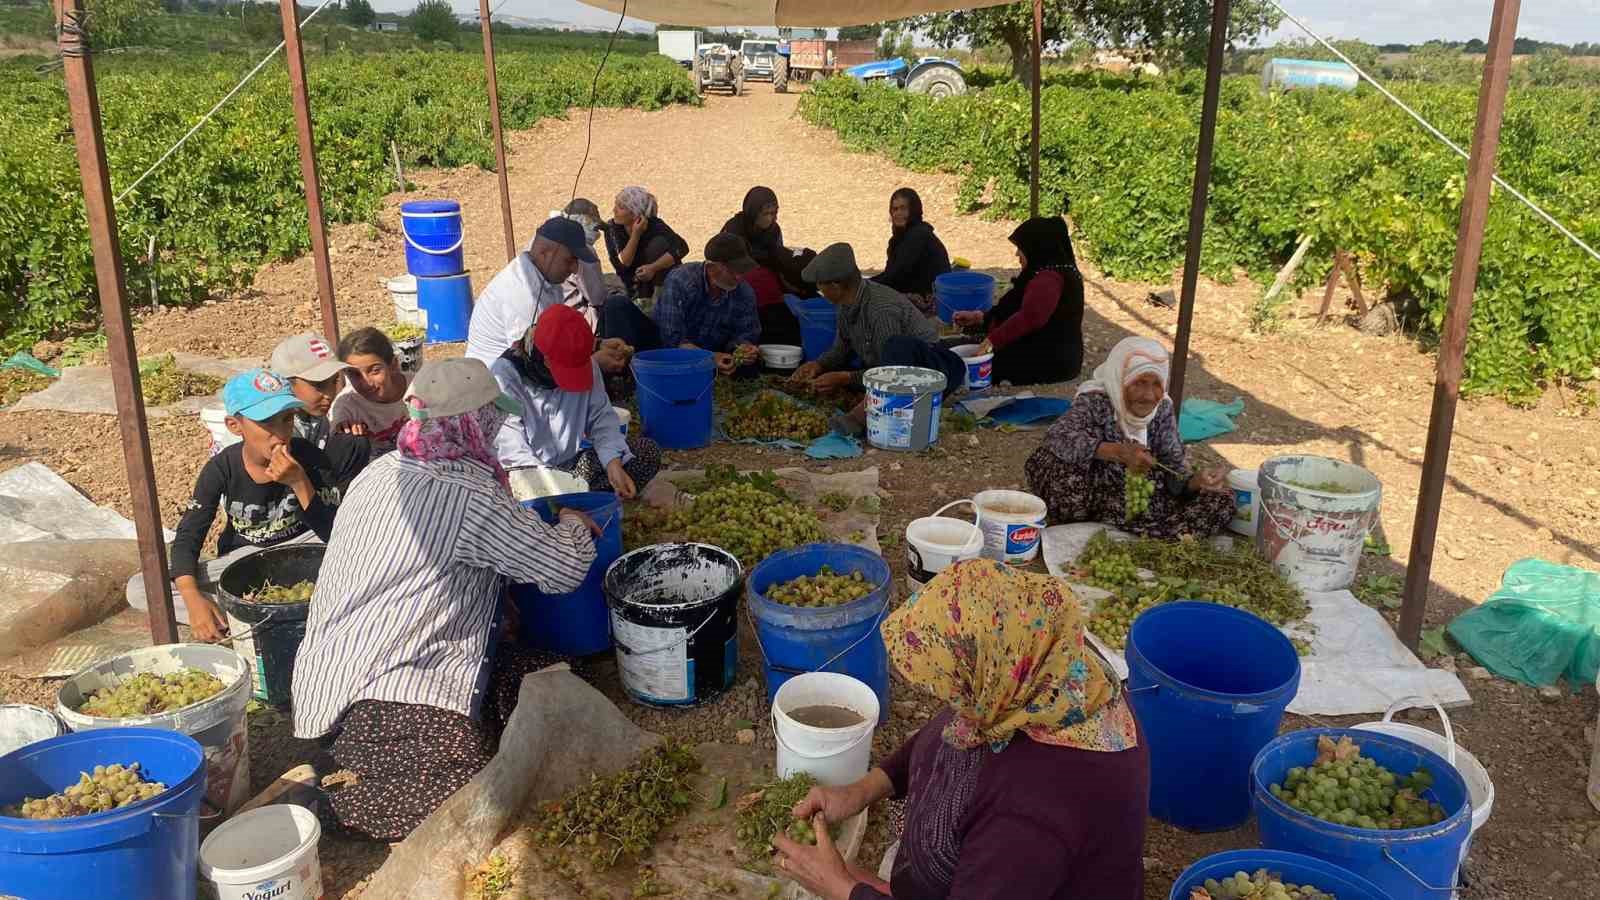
[[290, 452, 595, 738]]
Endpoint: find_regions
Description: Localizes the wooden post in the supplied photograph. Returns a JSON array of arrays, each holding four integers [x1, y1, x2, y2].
[[1399, 0, 1522, 649], [479, 0, 516, 262], [1029, 0, 1043, 217], [278, 0, 339, 343], [56, 0, 178, 645], [1167, 0, 1230, 413]]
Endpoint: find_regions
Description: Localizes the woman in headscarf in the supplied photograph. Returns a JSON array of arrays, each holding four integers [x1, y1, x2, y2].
[[603, 186, 690, 300], [870, 187, 950, 316], [291, 358, 600, 841], [722, 185, 811, 345], [952, 215, 1084, 386], [1024, 336, 1233, 539], [771, 560, 1148, 900]]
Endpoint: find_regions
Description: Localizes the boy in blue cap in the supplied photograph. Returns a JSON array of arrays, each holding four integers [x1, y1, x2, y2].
[[165, 368, 371, 640]]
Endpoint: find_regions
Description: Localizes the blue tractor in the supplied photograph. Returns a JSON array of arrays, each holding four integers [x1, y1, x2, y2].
[[843, 56, 968, 97]]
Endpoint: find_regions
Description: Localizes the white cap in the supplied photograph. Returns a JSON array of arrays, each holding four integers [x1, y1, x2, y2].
[[268, 333, 348, 382]]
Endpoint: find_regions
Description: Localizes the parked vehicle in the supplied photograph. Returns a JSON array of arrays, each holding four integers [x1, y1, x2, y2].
[[696, 43, 744, 96], [657, 30, 700, 69], [844, 56, 968, 97], [777, 38, 877, 93], [740, 39, 781, 82]]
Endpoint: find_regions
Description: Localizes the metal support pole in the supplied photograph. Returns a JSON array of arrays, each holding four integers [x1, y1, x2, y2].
[[1399, 0, 1521, 649], [480, 0, 516, 262], [279, 0, 339, 343], [56, 0, 178, 645], [1029, 0, 1043, 217], [1167, 0, 1230, 413]]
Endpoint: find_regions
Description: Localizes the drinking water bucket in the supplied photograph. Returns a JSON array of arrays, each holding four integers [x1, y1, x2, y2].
[[973, 489, 1047, 564], [950, 343, 994, 391], [508, 466, 587, 502], [863, 366, 945, 452], [400, 199, 465, 277], [632, 348, 716, 450], [933, 270, 995, 324], [1354, 697, 1494, 864], [217, 545, 323, 708], [385, 273, 421, 326], [759, 344, 804, 371], [201, 403, 240, 457], [1127, 602, 1301, 832], [785, 295, 838, 363], [1256, 455, 1382, 591], [416, 272, 472, 344], [510, 492, 622, 657], [772, 672, 880, 787], [603, 544, 743, 707], [0, 704, 64, 757], [905, 500, 984, 588], [58, 643, 254, 815], [199, 804, 323, 900], [1227, 467, 1260, 537], [1169, 850, 1391, 900]]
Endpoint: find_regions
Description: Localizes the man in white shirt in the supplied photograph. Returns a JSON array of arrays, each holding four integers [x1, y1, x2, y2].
[[465, 217, 592, 364]]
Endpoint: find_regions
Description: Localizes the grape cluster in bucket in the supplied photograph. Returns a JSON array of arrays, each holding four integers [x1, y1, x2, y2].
[[7, 763, 166, 820], [767, 566, 871, 608], [79, 669, 225, 718], [1190, 869, 1335, 900], [1268, 735, 1447, 830]]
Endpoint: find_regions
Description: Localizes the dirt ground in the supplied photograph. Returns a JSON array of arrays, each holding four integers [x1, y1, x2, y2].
[[3, 84, 1599, 898]]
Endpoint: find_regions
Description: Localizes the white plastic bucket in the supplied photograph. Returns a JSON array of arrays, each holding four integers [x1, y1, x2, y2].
[[950, 343, 994, 391], [199, 803, 323, 900], [906, 500, 984, 588], [1255, 455, 1381, 592], [1353, 697, 1493, 864], [773, 672, 880, 787], [613, 406, 631, 436], [863, 366, 946, 452], [0, 704, 65, 757], [202, 403, 240, 457], [974, 489, 1048, 564], [386, 274, 421, 326], [1227, 468, 1260, 537], [508, 466, 588, 502], [759, 344, 803, 370]]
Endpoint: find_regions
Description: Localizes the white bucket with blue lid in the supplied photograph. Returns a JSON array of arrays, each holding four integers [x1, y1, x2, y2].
[[863, 366, 945, 452], [950, 343, 994, 391]]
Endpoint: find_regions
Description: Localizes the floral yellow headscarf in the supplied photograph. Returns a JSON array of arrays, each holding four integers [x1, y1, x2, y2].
[[881, 559, 1139, 753]]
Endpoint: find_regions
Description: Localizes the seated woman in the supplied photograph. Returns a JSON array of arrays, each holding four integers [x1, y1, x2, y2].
[[291, 358, 599, 842], [1024, 336, 1232, 539], [772, 560, 1148, 900], [603, 186, 689, 301], [490, 305, 660, 499], [721, 185, 809, 346], [330, 327, 411, 454], [870, 188, 950, 316], [953, 216, 1084, 386]]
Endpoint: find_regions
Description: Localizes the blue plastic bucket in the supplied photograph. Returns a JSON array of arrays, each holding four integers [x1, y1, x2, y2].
[[1126, 602, 1301, 831], [511, 492, 622, 656], [933, 271, 995, 324], [417, 272, 472, 344], [1169, 850, 1393, 900], [747, 543, 892, 726], [785, 295, 838, 363], [401, 199, 465, 277], [0, 727, 207, 900], [1252, 728, 1472, 900], [631, 348, 716, 450]]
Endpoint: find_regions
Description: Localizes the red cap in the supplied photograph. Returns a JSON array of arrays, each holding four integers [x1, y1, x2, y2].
[[534, 305, 595, 392]]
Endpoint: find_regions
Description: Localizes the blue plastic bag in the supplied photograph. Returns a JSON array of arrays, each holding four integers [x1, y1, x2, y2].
[[979, 397, 1070, 427], [1179, 397, 1243, 443], [805, 432, 863, 460], [1448, 558, 1600, 688]]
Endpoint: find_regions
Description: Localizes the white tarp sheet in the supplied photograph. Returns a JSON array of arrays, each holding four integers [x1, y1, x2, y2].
[[0, 463, 174, 543]]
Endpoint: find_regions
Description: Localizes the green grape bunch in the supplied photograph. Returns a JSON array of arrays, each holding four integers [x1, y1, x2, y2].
[[1124, 471, 1156, 521], [246, 579, 315, 604], [79, 669, 225, 718], [724, 392, 830, 443], [767, 566, 872, 608], [7, 763, 167, 819], [661, 482, 827, 566], [1191, 869, 1335, 900], [532, 742, 700, 869], [734, 773, 840, 864], [1268, 735, 1448, 831], [1084, 547, 1140, 590]]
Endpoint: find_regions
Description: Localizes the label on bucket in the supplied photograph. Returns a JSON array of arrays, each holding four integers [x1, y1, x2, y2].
[[867, 389, 941, 450], [611, 616, 691, 704], [1004, 522, 1042, 557], [214, 864, 322, 900], [1232, 488, 1254, 523], [966, 358, 992, 388], [228, 624, 269, 700]]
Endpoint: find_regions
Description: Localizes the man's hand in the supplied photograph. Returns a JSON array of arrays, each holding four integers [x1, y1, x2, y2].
[[266, 444, 308, 488], [593, 342, 630, 374], [732, 343, 759, 368], [812, 371, 853, 394], [790, 361, 822, 384], [952, 309, 985, 327], [606, 458, 637, 500], [633, 262, 656, 284], [713, 352, 736, 375]]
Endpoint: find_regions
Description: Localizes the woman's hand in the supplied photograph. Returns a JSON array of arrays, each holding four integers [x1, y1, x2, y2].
[[772, 814, 860, 900], [952, 309, 985, 328], [1100, 441, 1156, 475], [337, 421, 369, 437], [792, 782, 870, 825], [812, 371, 854, 394], [1189, 467, 1228, 493], [790, 361, 822, 384], [558, 507, 601, 536], [628, 214, 648, 240], [605, 458, 637, 500]]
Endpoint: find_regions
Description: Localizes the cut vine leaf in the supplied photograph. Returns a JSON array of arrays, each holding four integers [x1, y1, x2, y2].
[[1418, 627, 1451, 661], [708, 777, 728, 811]]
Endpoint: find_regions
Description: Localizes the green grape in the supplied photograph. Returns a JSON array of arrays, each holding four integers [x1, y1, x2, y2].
[[531, 742, 699, 869], [1196, 868, 1336, 899], [1270, 734, 1448, 831], [1124, 471, 1156, 520], [7, 762, 167, 819], [723, 392, 830, 443], [768, 567, 871, 608], [247, 579, 315, 604], [734, 773, 841, 863], [80, 669, 225, 718]]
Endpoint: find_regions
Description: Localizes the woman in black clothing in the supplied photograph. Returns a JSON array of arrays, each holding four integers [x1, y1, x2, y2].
[[722, 185, 810, 345], [603, 186, 689, 300], [871, 187, 951, 316], [953, 216, 1084, 386]]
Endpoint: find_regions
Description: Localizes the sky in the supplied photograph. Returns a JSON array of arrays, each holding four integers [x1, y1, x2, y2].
[[433, 0, 1600, 47]]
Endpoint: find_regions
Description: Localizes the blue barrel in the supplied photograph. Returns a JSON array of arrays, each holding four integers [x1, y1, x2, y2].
[[747, 543, 891, 725], [1170, 850, 1393, 900], [417, 272, 472, 344], [510, 492, 621, 656], [933, 271, 995, 324], [631, 348, 715, 450], [1252, 728, 1472, 900], [1126, 602, 1300, 831], [0, 727, 207, 900], [401, 199, 466, 277], [785, 295, 838, 363]]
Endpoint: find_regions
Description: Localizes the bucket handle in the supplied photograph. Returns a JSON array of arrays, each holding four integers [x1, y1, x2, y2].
[[612, 609, 721, 658], [225, 609, 276, 645], [1379, 695, 1457, 766], [771, 707, 875, 760], [1124, 683, 1270, 715], [403, 231, 466, 257], [930, 499, 985, 554], [745, 591, 892, 682], [153, 801, 224, 824], [632, 376, 715, 409], [1381, 846, 1461, 894]]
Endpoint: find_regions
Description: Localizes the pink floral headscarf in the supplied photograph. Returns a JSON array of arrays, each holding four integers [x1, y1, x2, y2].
[[396, 402, 510, 489]]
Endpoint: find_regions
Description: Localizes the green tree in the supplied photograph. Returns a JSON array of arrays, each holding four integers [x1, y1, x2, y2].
[[344, 0, 375, 29], [837, 24, 880, 41], [410, 0, 456, 43], [86, 0, 163, 48]]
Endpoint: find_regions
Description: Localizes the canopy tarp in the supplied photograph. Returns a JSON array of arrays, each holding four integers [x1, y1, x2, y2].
[[579, 0, 1009, 27]]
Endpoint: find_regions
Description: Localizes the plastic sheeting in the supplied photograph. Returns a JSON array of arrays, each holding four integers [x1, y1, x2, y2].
[[579, 0, 1007, 27], [1448, 558, 1600, 688]]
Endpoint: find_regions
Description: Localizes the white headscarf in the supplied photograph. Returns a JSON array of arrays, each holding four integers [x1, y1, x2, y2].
[[615, 186, 657, 220], [1075, 336, 1171, 446]]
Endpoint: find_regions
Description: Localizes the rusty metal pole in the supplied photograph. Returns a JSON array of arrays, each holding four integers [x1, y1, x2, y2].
[[1029, 0, 1043, 217], [1167, 0, 1230, 413], [56, 0, 178, 645], [480, 0, 516, 262], [278, 0, 339, 343], [1399, 0, 1521, 649]]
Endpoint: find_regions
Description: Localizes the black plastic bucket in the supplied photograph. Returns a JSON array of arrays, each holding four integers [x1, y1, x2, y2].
[[217, 545, 323, 707], [602, 543, 742, 707]]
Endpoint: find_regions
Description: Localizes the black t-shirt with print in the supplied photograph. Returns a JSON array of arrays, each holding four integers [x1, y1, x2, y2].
[[170, 435, 371, 579]]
